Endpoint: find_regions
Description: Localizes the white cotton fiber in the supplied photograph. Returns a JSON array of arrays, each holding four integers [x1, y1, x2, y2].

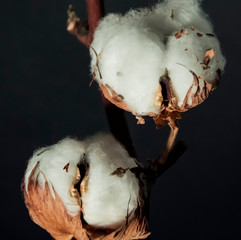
[[81, 133, 140, 229], [24, 133, 140, 229], [90, 0, 226, 114], [24, 138, 85, 216], [91, 14, 166, 114], [165, 28, 226, 106]]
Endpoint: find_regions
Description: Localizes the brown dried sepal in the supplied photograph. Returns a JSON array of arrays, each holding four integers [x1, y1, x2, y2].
[[136, 116, 145, 125], [23, 163, 150, 240], [178, 71, 218, 112], [100, 84, 131, 112], [151, 68, 221, 127], [23, 162, 89, 240], [175, 29, 188, 39], [99, 66, 219, 129], [203, 49, 216, 66], [152, 110, 182, 129]]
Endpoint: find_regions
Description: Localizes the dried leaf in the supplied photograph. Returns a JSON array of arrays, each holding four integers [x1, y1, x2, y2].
[[170, 9, 174, 20], [100, 84, 130, 112], [203, 49, 215, 65], [110, 167, 129, 177], [105, 84, 124, 102], [136, 116, 145, 125], [197, 32, 203, 37], [63, 163, 70, 173], [37, 149, 49, 156], [175, 29, 188, 39], [175, 29, 183, 39], [189, 71, 199, 86], [90, 46, 102, 79]]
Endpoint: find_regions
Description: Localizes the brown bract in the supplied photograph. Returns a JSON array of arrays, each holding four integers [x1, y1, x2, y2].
[[100, 84, 131, 112], [23, 162, 89, 240], [22, 162, 150, 240], [98, 67, 221, 128], [203, 49, 215, 65], [175, 29, 188, 39]]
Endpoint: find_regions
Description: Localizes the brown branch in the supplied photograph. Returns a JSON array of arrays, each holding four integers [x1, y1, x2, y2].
[[154, 121, 179, 168], [86, 0, 105, 44], [148, 120, 187, 178]]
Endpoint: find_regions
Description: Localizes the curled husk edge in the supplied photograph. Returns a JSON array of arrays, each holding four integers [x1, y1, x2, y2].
[[22, 162, 150, 240]]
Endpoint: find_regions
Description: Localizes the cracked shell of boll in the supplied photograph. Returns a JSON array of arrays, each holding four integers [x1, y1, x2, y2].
[[22, 133, 150, 240], [90, 0, 226, 127]]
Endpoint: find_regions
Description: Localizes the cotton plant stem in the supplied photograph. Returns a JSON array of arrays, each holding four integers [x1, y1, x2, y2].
[[86, 0, 104, 44], [150, 121, 180, 173], [67, 0, 137, 159], [100, 93, 137, 159]]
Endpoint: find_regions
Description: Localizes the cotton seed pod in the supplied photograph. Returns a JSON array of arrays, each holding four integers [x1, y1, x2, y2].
[[90, 0, 226, 127], [22, 133, 150, 240]]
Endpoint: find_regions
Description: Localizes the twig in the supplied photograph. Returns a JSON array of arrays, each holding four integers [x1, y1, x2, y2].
[[86, 0, 105, 44], [154, 120, 179, 169], [67, 5, 89, 46], [147, 120, 187, 179]]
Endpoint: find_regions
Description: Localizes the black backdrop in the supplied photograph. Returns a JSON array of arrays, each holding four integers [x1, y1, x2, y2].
[[1, 0, 241, 239]]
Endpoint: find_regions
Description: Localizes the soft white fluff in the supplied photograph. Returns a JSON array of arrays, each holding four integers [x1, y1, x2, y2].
[[82, 133, 139, 229], [24, 138, 85, 216], [90, 0, 225, 112], [24, 133, 140, 228], [165, 28, 226, 105]]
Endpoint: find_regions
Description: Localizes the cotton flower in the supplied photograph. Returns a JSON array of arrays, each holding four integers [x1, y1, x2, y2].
[[90, 0, 226, 127], [22, 133, 150, 240]]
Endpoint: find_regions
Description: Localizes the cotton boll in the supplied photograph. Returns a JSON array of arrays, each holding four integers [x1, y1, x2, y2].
[[23, 133, 149, 239], [24, 138, 85, 216], [81, 133, 140, 229], [90, 0, 225, 127]]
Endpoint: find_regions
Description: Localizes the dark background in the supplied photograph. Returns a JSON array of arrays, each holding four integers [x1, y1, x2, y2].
[[1, 0, 241, 239]]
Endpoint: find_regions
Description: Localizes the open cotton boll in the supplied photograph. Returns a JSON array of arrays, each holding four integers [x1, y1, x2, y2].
[[81, 133, 140, 229], [90, 0, 225, 127], [24, 138, 85, 216], [23, 133, 148, 239]]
